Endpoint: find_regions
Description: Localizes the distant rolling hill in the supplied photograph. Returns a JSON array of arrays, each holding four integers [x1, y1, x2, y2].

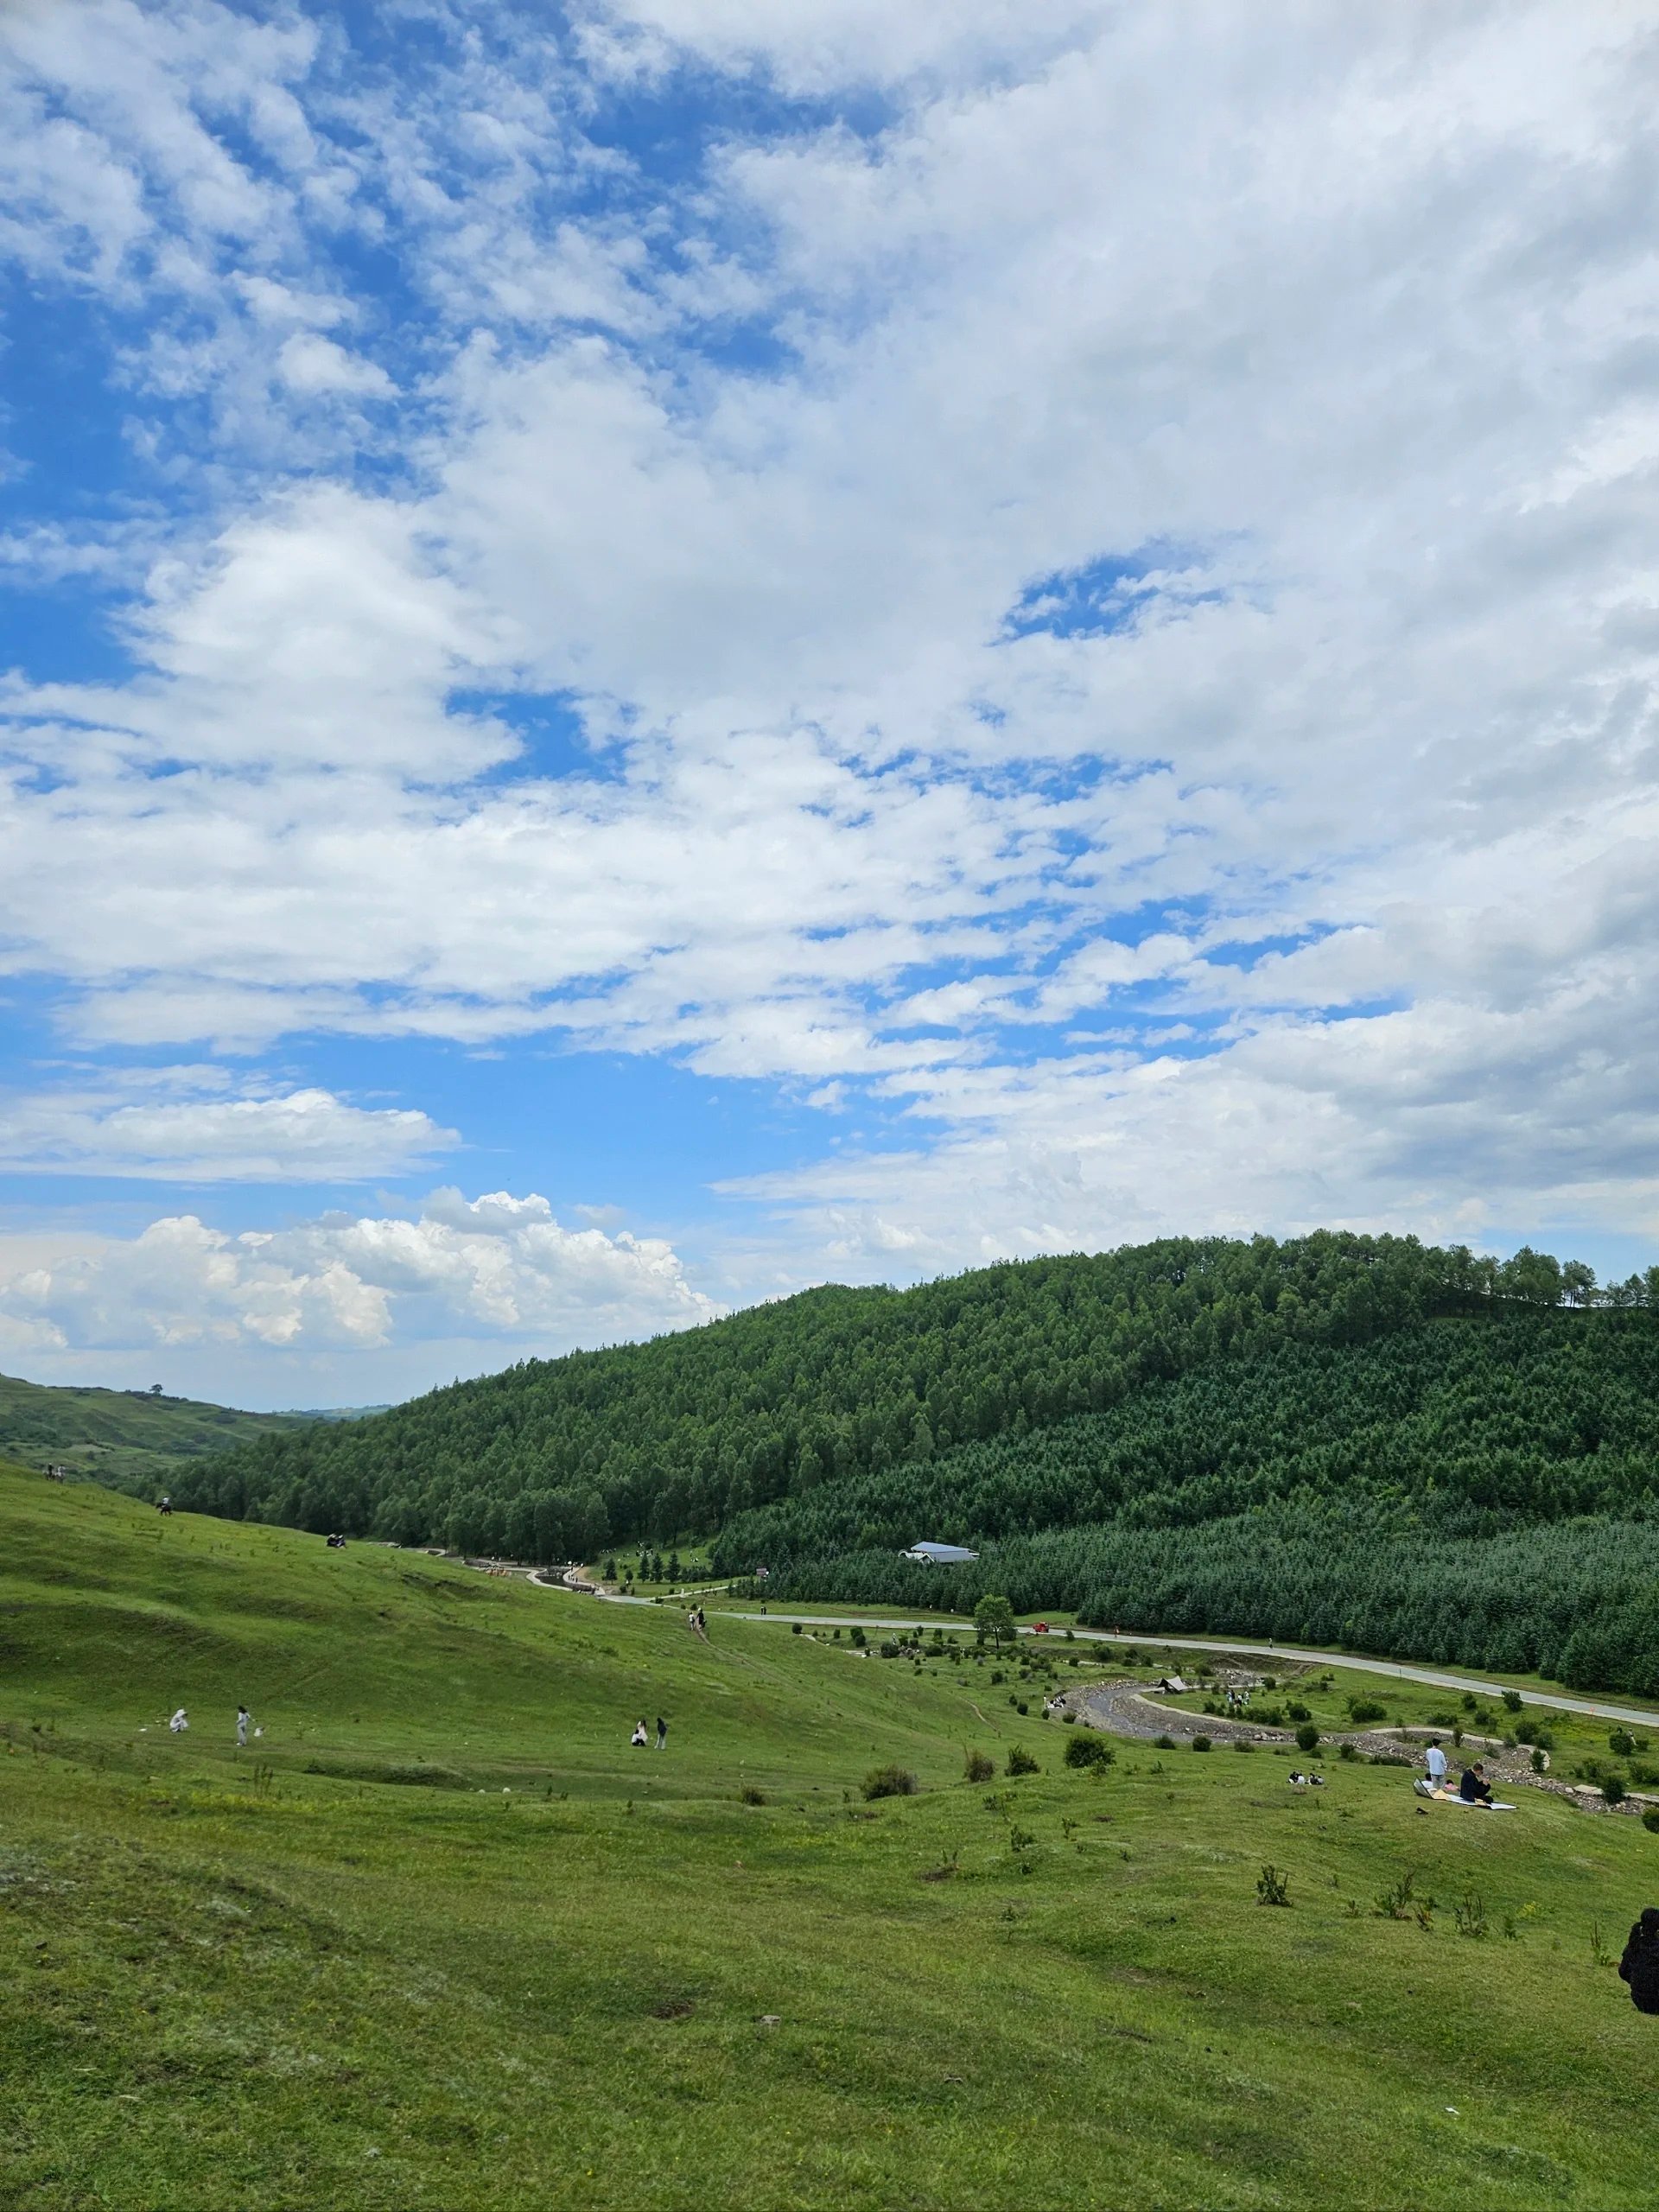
[[0, 1371, 334, 1496]]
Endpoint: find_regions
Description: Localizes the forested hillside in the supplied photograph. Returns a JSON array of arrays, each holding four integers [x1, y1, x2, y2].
[[716, 1315, 1659, 1562], [166, 1230, 1637, 1550]]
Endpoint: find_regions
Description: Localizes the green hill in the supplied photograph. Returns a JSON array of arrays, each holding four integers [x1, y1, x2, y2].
[[4, 1465, 1659, 2211], [168, 1229, 1543, 1548], [162, 1231, 1659, 1693], [731, 1315, 1659, 1696], [0, 1370, 315, 1493]]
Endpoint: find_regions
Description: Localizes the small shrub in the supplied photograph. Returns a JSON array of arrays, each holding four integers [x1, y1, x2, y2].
[[862, 1764, 918, 1801], [879, 1640, 900, 1659], [1454, 1891, 1488, 1939], [989, 1670, 1006, 1686], [1603, 1775, 1627, 1806], [1016, 1700, 1030, 1716], [1256, 1864, 1291, 1907], [1231, 1738, 1256, 1754], [1285, 1702, 1311, 1724], [1064, 1733, 1115, 1770], [1154, 1733, 1177, 1750], [1375, 1870, 1421, 1921], [1502, 1689, 1523, 1713], [1294, 1723, 1320, 1753], [1006, 1745, 1040, 1777], [1461, 1692, 1477, 1712], [1641, 1808, 1659, 1834], [1530, 1748, 1548, 1773], [1191, 1735, 1212, 1752], [1346, 1698, 1388, 1725], [791, 1622, 802, 1635], [963, 1747, 995, 1783], [1610, 1728, 1637, 1759], [739, 1784, 767, 1806], [850, 1627, 867, 1648]]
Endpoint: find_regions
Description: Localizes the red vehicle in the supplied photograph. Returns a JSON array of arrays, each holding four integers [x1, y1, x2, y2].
[[1033, 1621, 1049, 1635]]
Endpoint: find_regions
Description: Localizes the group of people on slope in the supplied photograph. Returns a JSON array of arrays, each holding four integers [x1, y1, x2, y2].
[[165, 1704, 258, 1743], [631, 1717, 669, 1751], [1420, 1736, 1498, 1804]]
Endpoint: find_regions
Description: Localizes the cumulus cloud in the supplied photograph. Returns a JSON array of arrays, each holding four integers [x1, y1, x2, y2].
[[0, 1190, 721, 1361], [0, 1071, 454, 1182]]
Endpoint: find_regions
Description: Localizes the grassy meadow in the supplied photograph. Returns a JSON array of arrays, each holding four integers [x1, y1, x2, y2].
[[4, 1465, 1659, 2210]]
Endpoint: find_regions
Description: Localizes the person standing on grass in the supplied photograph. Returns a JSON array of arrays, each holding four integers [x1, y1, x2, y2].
[[656, 1716, 668, 1751], [236, 1705, 251, 1748], [1618, 1909, 1659, 2014], [1423, 1738, 1448, 1792]]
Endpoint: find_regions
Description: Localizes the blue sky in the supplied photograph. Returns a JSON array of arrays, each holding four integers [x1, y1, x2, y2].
[[2, 2, 1656, 1406]]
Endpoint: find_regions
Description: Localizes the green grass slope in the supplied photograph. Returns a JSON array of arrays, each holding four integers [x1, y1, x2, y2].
[[0, 1370, 312, 1493], [3, 1466, 1658, 2210]]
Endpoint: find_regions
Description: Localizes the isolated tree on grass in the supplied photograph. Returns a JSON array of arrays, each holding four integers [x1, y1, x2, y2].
[[976, 1593, 1015, 1649]]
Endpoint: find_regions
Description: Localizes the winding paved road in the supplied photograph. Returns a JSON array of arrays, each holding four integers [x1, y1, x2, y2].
[[523, 1574, 1659, 1730]]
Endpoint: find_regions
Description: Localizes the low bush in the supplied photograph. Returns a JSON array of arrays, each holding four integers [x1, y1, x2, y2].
[[1610, 1728, 1637, 1758], [1256, 1864, 1291, 1907], [740, 1784, 767, 1806], [1154, 1732, 1177, 1750], [1064, 1733, 1115, 1770], [1295, 1723, 1320, 1752], [1642, 1808, 1659, 1834], [963, 1747, 995, 1783], [1232, 1739, 1256, 1754], [1346, 1698, 1388, 1725], [1285, 1702, 1311, 1724], [861, 1764, 918, 1800], [1006, 1745, 1040, 1777], [1502, 1689, 1523, 1713], [1604, 1775, 1628, 1806], [1191, 1735, 1212, 1752]]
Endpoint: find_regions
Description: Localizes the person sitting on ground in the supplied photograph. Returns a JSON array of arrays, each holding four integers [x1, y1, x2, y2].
[[1423, 1737, 1448, 1793], [630, 1720, 649, 1748], [168, 1707, 188, 1733], [1618, 1907, 1659, 2015], [1459, 1760, 1494, 1806]]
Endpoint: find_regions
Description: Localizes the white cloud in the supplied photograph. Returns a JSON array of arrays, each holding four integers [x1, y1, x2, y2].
[[2, 3, 1657, 1314], [0, 1071, 454, 1182], [0, 1189, 721, 1363], [276, 331, 394, 397]]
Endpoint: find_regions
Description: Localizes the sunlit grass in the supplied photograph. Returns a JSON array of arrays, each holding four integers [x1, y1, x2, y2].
[[3, 1467, 1657, 2210]]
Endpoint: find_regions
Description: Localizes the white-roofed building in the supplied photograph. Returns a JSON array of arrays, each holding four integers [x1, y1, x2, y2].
[[899, 1541, 979, 1565]]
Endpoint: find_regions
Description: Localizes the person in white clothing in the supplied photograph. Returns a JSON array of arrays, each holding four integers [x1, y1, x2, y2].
[[1423, 1738, 1448, 1793], [168, 1708, 188, 1733], [236, 1705, 251, 1747]]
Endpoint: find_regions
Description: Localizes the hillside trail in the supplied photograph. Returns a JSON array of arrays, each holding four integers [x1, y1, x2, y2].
[[520, 1575, 1659, 1730]]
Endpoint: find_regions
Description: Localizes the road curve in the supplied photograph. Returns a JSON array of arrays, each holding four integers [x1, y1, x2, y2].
[[522, 1576, 1659, 1731]]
